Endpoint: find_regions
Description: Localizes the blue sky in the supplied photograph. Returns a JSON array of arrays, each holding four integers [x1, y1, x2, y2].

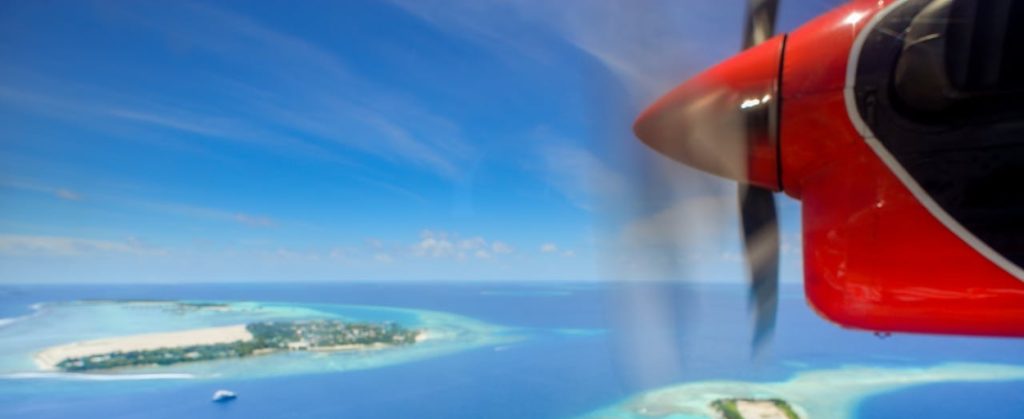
[[0, 0, 836, 283]]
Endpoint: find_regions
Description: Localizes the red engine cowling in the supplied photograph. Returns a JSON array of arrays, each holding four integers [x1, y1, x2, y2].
[[635, 0, 1024, 337]]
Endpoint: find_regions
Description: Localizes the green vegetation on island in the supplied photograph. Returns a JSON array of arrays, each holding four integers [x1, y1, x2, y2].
[[710, 398, 800, 419], [80, 300, 232, 314], [56, 320, 420, 372]]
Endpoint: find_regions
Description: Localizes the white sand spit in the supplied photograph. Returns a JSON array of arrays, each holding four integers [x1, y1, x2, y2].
[[34, 324, 252, 370]]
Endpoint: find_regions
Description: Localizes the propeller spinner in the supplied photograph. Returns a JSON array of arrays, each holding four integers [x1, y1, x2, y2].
[[633, 0, 782, 352]]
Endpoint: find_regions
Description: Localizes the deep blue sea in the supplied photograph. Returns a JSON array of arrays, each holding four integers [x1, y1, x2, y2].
[[0, 282, 1022, 418]]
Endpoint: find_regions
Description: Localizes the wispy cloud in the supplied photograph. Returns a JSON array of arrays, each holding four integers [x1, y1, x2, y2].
[[232, 213, 275, 228], [0, 179, 84, 202], [53, 188, 81, 201], [1, 1, 478, 180], [0, 80, 341, 163], [118, 198, 278, 229], [383, 0, 767, 283], [1, 176, 277, 229], [388, 0, 740, 103], [132, 1, 475, 179], [0, 234, 165, 256], [538, 142, 627, 211]]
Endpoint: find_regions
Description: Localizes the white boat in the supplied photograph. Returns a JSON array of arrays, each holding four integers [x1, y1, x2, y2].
[[211, 389, 237, 402]]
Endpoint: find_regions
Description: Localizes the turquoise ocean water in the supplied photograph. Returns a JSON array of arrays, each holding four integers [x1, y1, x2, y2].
[[0, 282, 1021, 418]]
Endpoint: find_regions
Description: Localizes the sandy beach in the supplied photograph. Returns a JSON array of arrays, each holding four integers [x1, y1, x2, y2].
[[34, 324, 253, 371], [734, 400, 789, 419], [586, 362, 1024, 419]]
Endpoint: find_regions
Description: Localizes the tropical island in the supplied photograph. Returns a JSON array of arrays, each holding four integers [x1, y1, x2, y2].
[[36, 319, 422, 372], [711, 398, 800, 419], [585, 363, 1024, 419]]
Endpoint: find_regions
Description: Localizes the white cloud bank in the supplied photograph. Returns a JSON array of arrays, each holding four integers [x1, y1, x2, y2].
[[413, 230, 515, 260]]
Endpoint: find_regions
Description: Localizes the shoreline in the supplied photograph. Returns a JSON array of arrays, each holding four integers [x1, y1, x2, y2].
[[33, 325, 430, 372], [585, 362, 1024, 419], [5, 299, 512, 380], [34, 324, 253, 371]]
